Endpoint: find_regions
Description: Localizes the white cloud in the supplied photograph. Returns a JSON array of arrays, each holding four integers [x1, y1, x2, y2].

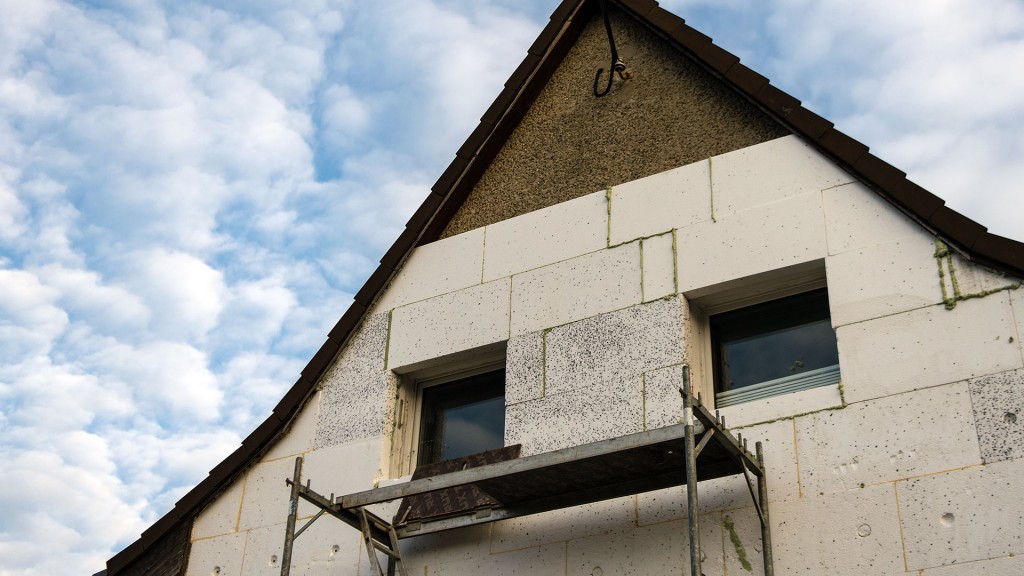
[[119, 249, 227, 342], [86, 339, 223, 422], [0, 269, 68, 362]]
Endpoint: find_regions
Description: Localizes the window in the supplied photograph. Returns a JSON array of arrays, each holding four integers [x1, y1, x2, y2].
[[710, 288, 839, 407], [417, 369, 505, 465]]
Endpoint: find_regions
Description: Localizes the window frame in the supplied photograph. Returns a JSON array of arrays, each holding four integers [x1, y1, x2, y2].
[[709, 287, 840, 407], [416, 368, 506, 466], [686, 262, 840, 411], [388, 354, 506, 478]]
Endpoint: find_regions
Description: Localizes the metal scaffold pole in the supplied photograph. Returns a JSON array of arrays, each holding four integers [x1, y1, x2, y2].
[[280, 456, 303, 576], [682, 368, 702, 576], [757, 442, 775, 576]]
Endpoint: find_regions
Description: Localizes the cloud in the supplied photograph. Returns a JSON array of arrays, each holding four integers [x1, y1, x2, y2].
[[0, 269, 68, 363], [117, 249, 227, 342]]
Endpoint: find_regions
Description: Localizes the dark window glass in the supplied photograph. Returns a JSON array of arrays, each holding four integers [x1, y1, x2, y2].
[[711, 288, 838, 393], [418, 369, 505, 465]]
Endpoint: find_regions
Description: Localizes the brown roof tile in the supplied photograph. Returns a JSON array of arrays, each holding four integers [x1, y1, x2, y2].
[[726, 63, 769, 95], [380, 226, 421, 270], [817, 128, 870, 165]]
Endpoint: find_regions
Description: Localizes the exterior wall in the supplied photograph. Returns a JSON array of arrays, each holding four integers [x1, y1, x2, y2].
[[439, 6, 789, 238], [185, 135, 1024, 575]]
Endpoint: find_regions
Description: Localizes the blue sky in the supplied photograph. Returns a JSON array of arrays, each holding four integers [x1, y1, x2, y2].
[[0, 1, 1021, 574]]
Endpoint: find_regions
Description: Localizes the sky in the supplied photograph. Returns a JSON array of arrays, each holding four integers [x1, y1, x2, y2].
[[0, 0, 1020, 574]]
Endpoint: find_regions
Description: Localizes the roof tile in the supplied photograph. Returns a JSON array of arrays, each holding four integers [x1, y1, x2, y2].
[[241, 413, 285, 450], [138, 510, 184, 549], [405, 192, 446, 231], [380, 226, 420, 270], [206, 447, 249, 486], [549, 0, 580, 25], [430, 156, 471, 196], [174, 473, 224, 511], [644, 7, 685, 34], [505, 53, 543, 92], [885, 178, 944, 220], [754, 83, 801, 118], [973, 233, 1024, 275], [697, 42, 740, 75], [480, 87, 519, 125], [928, 207, 988, 250], [620, 0, 659, 17], [327, 301, 369, 341], [669, 23, 711, 54], [852, 153, 906, 191], [726, 63, 769, 95], [353, 264, 393, 306], [818, 128, 869, 165], [301, 337, 341, 379], [273, 376, 316, 416], [107, 540, 146, 574], [456, 121, 495, 160], [786, 106, 833, 139]]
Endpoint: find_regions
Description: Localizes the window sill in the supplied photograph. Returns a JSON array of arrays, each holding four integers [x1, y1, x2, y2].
[[718, 381, 844, 428]]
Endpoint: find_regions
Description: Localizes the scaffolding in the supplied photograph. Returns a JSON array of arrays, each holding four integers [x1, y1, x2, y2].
[[280, 389, 774, 576]]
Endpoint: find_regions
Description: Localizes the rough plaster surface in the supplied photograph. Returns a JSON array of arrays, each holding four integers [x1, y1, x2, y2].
[[544, 295, 683, 397], [900, 459, 1024, 570], [315, 313, 389, 448], [505, 330, 545, 405], [795, 383, 981, 496], [968, 368, 1024, 463], [838, 294, 1023, 404], [440, 8, 788, 238], [771, 483, 905, 574]]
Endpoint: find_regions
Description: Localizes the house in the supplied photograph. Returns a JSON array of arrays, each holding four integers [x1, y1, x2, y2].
[[106, 0, 1024, 574]]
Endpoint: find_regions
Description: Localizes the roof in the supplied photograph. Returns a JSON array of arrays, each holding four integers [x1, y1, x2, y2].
[[107, 0, 1024, 572]]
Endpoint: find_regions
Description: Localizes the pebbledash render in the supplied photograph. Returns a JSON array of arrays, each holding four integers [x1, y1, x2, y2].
[[107, 1, 1024, 575]]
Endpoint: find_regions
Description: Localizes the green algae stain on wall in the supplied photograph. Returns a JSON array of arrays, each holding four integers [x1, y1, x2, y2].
[[723, 515, 753, 571]]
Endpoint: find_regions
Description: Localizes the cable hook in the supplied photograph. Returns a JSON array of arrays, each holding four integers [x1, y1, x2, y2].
[[593, 0, 627, 97]]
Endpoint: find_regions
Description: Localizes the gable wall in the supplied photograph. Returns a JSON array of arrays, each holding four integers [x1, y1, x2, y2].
[[184, 135, 1024, 575], [440, 7, 788, 238]]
